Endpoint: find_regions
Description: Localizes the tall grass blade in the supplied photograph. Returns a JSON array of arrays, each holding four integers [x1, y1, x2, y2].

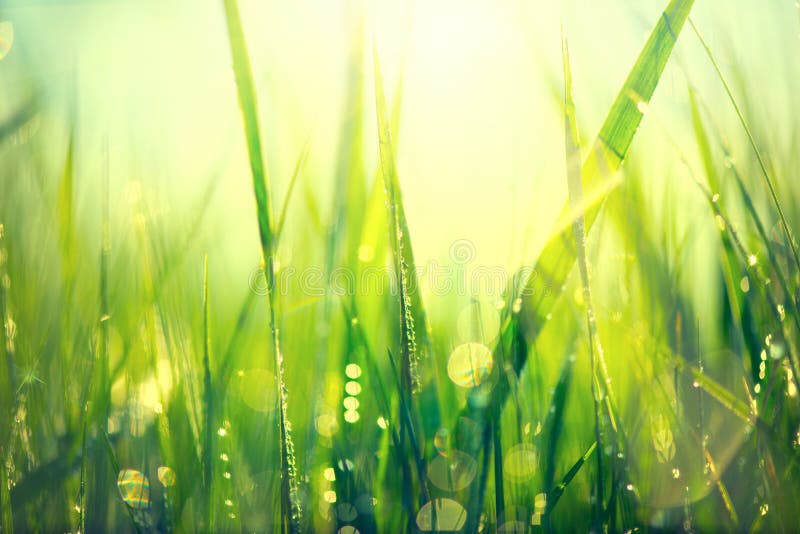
[[0, 454, 11, 533], [275, 138, 311, 248], [371, 43, 440, 446], [373, 42, 421, 394], [87, 135, 112, 531], [546, 441, 597, 515], [689, 19, 800, 277], [0, 224, 12, 532], [462, 0, 695, 437], [201, 255, 214, 530], [562, 33, 616, 526], [222, 1, 301, 530]]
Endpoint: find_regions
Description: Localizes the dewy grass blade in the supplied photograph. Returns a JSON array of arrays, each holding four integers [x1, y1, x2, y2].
[[372, 42, 440, 432], [461, 0, 695, 440], [373, 41, 420, 394], [546, 441, 598, 515], [562, 33, 615, 526], [689, 18, 800, 278], [517, 0, 695, 337], [222, 1, 301, 530], [201, 255, 214, 530], [275, 138, 311, 248]]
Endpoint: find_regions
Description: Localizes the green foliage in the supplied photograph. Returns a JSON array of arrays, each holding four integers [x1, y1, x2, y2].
[[0, 0, 799, 532]]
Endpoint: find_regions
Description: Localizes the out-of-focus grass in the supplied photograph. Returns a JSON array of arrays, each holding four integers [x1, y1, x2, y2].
[[0, 0, 800, 532]]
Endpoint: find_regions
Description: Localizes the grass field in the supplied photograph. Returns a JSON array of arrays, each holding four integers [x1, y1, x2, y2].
[[1, 0, 800, 532]]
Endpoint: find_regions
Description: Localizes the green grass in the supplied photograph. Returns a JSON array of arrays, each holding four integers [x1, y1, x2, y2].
[[1, 0, 800, 532]]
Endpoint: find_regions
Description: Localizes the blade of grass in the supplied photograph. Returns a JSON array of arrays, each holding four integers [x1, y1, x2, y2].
[[221, 1, 301, 530], [201, 255, 214, 531], [689, 18, 800, 278], [275, 137, 311, 248], [462, 0, 696, 437], [0, 453, 11, 534], [88, 135, 111, 531], [546, 441, 597, 515], [0, 221, 14, 534], [371, 43, 441, 445], [562, 33, 617, 526], [100, 430, 141, 534], [373, 42, 421, 394], [542, 347, 575, 533]]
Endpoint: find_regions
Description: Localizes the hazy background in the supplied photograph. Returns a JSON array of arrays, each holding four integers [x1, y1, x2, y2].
[[2, 0, 798, 284]]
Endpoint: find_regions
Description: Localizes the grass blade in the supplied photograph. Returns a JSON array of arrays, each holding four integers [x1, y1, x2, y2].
[[517, 0, 695, 337], [562, 33, 618, 526], [222, 1, 301, 530], [689, 19, 800, 277], [373, 42, 421, 394], [461, 0, 695, 444], [201, 255, 214, 530], [546, 441, 597, 515], [372, 44, 440, 442]]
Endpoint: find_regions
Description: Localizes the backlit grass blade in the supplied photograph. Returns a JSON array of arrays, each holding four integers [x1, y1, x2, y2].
[[546, 441, 597, 515], [689, 19, 800, 278], [464, 0, 695, 434], [673, 357, 752, 424], [562, 33, 618, 525], [517, 0, 695, 337], [690, 86, 800, 332], [100, 431, 141, 533], [372, 42, 441, 444], [222, 0, 273, 253], [0, 452, 11, 533], [688, 87, 800, 390], [275, 138, 311, 247], [87, 135, 112, 532], [201, 255, 214, 530], [0, 225, 12, 533], [373, 42, 421, 394], [222, 1, 301, 530]]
